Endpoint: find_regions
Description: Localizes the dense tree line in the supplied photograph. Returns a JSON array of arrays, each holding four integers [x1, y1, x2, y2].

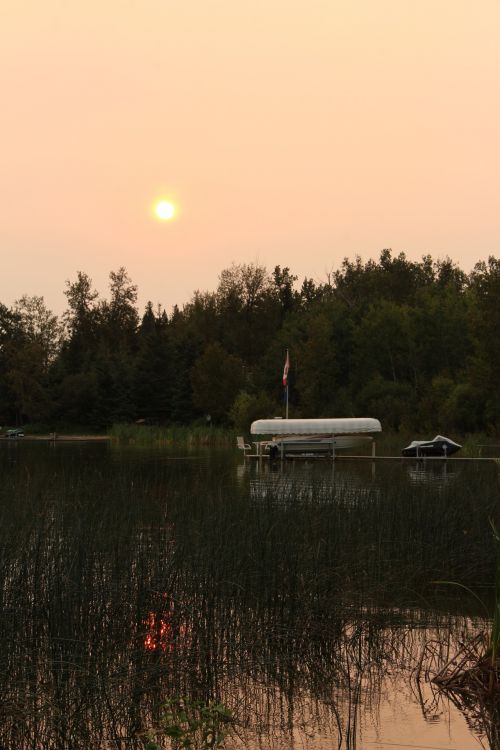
[[0, 251, 498, 433]]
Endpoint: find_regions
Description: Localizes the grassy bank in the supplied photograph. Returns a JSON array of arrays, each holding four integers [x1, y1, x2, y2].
[[109, 422, 237, 447]]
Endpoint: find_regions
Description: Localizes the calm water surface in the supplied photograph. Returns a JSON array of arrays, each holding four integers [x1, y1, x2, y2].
[[0, 442, 498, 749]]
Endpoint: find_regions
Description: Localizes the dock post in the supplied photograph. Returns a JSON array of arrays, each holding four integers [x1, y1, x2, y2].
[[372, 439, 376, 458], [332, 434, 336, 461]]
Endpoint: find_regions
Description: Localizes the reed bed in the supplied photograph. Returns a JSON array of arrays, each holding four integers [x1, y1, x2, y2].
[[109, 423, 237, 448], [0, 444, 497, 749]]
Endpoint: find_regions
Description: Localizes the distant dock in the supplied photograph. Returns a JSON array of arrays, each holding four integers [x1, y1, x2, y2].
[[0, 434, 110, 442]]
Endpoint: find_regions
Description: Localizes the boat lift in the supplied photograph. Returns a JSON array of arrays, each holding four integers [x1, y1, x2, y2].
[[248, 417, 382, 461]]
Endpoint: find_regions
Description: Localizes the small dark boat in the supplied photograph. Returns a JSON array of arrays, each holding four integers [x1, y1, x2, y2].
[[5, 428, 24, 439], [402, 435, 461, 458]]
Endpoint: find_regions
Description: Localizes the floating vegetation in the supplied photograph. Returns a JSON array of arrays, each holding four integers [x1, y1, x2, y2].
[[145, 698, 234, 750]]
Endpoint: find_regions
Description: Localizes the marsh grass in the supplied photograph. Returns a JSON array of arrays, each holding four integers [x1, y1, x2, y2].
[[109, 423, 237, 448], [427, 523, 500, 704], [0, 445, 497, 748], [109, 425, 496, 459]]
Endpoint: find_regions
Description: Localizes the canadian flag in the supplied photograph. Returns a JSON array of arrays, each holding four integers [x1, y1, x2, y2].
[[282, 350, 290, 387]]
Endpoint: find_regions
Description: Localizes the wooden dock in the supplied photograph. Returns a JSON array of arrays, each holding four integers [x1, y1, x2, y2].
[[245, 453, 498, 463]]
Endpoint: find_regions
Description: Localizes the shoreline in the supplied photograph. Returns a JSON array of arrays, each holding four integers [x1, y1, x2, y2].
[[0, 434, 110, 442]]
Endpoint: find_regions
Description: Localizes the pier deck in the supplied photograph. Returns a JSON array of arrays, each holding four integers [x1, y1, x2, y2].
[[245, 453, 498, 463]]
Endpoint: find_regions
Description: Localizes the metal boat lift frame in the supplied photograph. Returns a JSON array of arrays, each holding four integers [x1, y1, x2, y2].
[[249, 418, 382, 461]]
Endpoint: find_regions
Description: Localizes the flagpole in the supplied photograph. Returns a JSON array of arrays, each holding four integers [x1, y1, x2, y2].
[[283, 349, 290, 419]]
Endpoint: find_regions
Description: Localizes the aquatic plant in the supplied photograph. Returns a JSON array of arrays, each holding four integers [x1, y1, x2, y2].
[[424, 523, 500, 699], [0, 443, 497, 748], [489, 523, 500, 667], [109, 423, 237, 448], [145, 698, 233, 750]]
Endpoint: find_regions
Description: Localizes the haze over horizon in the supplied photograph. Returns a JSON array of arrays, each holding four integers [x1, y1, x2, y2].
[[1, 0, 499, 314]]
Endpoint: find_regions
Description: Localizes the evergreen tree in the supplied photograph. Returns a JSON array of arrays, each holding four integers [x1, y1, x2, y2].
[[133, 303, 173, 422]]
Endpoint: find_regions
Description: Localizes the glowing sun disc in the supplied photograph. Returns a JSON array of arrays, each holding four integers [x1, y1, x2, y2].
[[155, 200, 175, 221]]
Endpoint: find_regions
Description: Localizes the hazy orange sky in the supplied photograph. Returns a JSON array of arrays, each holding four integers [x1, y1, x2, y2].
[[1, 0, 499, 314]]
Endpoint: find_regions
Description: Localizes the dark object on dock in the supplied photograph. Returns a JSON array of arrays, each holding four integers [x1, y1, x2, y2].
[[268, 444, 279, 460], [402, 435, 462, 457]]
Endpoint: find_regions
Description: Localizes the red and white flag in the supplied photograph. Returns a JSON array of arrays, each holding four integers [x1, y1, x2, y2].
[[282, 350, 290, 387]]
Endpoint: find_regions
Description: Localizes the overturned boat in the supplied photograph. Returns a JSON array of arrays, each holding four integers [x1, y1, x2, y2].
[[402, 435, 462, 458], [250, 417, 382, 457]]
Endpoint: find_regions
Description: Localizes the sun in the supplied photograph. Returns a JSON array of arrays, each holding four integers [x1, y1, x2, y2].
[[154, 200, 176, 221]]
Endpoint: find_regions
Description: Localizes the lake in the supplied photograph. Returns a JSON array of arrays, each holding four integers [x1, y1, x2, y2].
[[0, 441, 498, 749]]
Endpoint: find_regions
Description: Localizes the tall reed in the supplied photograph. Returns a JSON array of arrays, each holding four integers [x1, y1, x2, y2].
[[109, 423, 237, 448], [0, 443, 496, 748]]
